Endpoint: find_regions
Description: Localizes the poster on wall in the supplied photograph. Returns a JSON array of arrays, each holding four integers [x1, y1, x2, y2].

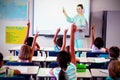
[[0, 0, 28, 20], [6, 26, 27, 44]]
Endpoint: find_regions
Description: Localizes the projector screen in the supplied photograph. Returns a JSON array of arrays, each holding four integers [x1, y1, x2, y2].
[[33, 0, 90, 36]]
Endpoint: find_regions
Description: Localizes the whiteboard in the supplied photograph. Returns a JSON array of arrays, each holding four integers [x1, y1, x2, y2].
[[106, 11, 120, 48], [33, 0, 90, 36]]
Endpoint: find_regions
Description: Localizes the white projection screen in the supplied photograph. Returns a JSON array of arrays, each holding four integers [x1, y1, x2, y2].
[[33, 0, 90, 36]]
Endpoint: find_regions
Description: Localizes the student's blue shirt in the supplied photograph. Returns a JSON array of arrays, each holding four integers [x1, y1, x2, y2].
[[54, 44, 60, 51], [53, 63, 77, 80]]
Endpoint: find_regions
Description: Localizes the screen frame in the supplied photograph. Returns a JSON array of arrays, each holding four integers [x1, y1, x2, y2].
[[32, 0, 91, 37]]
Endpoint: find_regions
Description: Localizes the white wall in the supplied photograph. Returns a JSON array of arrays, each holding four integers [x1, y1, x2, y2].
[[0, 0, 120, 57]]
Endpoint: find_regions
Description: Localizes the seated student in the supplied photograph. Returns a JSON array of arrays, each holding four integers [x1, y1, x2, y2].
[[108, 46, 120, 63], [53, 28, 68, 51], [0, 52, 21, 77], [106, 60, 120, 80], [18, 33, 39, 62], [90, 24, 107, 52], [23, 21, 40, 54], [16, 21, 40, 56], [50, 24, 77, 80]]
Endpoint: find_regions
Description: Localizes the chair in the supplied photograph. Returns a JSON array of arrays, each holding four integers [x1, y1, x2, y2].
[[5, 62, 34, 66], [89, 63, 108, 69], [0, 76, 25, 80], [49, 62, 59, 68], [86, 51, 109, 58], [15, 50, 38, 56], [48, 51, 59, 56], [47, 51, 59, 68]]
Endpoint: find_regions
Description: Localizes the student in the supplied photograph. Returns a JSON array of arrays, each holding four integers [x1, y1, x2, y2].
[[53, 28, 68, 51], [0, 52, 21, 77], [16, 21, 40, 56], [50, 24, 77, 80], [106, 60, 120, 80], [90, 24, 106, 52], [18, 22, 39, 62], [108, 46, 120, 63], [63, 4, 87, 51], [24, 21, 40, 51]]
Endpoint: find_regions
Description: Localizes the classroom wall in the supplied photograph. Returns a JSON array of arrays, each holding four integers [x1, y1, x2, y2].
[[0, 0, 120, 56]]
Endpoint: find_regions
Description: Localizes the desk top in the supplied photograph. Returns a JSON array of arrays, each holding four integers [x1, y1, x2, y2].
[[91, 69, 108, 77], [4, 56, 46, 62], [4, 56, 110, 63], [9, 46, 91, 52], [3, 66, 39, 75], [87, 57, 110, 63], [37, 68, 92, 78]]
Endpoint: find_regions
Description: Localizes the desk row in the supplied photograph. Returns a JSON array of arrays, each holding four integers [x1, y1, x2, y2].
[[4, 56, 110, 63], [2, 66, 108, 79]]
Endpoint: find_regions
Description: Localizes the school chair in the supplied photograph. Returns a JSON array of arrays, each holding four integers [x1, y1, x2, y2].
[[5, 62, 34, 66], [48, 51, 59, 56], [15, 50, 38, 56], [89, 63, 107, 69], [47, 51, 59, 68], [0, 76, 25, 80], [86, 51, 109, 58]]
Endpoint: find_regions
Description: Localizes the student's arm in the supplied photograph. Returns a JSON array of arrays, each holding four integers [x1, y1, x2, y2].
[[53, 28, 60, 44], [13, 69, 21, 75], [91, 24, 95, 48], [61, 29, 68, 51], [49, 68, 54, 75], [35, 42, 40, 50], [70, 24, 76, 65], [23, 21, 30, 44], [29, 32, 39, 62], [6, 68, 21, 75]]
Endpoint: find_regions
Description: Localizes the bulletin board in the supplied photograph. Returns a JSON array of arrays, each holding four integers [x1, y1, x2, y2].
[[0, 0, 28, 20], [6, 26, 27, 44]]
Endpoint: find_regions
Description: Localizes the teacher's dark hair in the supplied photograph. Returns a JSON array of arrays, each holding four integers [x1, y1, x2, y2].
[[77, 4, 83, 9]]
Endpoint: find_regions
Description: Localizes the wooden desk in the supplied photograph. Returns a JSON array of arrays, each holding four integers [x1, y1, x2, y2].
[[3, 66, 39, 75], [37, 68, 92, 79], [90, 69, 108, 78]]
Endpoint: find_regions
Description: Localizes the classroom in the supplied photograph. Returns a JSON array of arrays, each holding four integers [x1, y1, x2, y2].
[[0, 0, 120, 80]]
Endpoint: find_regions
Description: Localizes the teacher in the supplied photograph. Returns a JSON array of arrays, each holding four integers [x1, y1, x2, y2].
[[63, 4, 88, 56]]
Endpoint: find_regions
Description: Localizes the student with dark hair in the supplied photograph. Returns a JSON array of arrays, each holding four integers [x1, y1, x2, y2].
[[63, 4, 88, 57], [108, 46, 120, 62], [90, 24, 106, 52], [18, 21, 39, 62], [0, 52, 21, 77], [106, 60, 120, 80], [50, 24, 77, 80], [24, 21, 40, 51], [53, 28, 68, 51]]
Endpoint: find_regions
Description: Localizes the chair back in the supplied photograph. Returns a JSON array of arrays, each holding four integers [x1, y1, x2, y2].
[[86, 51, 109, 58], [48, 51, 59, 56], [15, 50, 38, 56], [5, 62, 34, 66], [0, 76, 25, 80], [89, 63, 108, 69]]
